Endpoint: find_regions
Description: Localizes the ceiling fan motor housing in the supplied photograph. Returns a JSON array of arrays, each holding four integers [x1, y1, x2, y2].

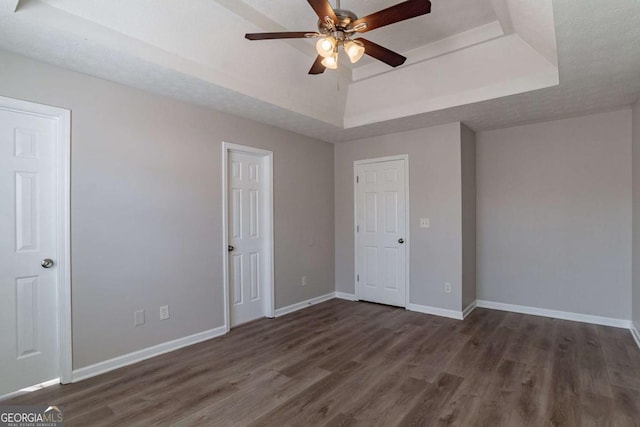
[[318, 9, 358, 33]]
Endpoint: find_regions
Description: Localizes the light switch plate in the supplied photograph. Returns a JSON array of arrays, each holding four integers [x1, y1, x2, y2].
[[420, 218, 430, 228]]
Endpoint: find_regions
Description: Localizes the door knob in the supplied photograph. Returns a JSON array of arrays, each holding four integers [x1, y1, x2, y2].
[[228, 245, 235, 252], [398, 238, 405, 244], [41, 258, 54, 268]]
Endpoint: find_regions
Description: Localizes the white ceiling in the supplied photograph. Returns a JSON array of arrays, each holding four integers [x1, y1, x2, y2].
[[0, 0, 638, 143]]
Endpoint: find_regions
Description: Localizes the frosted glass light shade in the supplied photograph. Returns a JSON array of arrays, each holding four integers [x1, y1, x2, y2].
[[344, 40, 365, 63], [316, 37, 336, 58], [321, 51, 338, 69]]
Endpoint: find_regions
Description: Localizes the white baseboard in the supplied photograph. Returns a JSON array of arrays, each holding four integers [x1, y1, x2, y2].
[[71, 326, 227, 383], [0, 378, 60, 402], [66, 297, 640, 388], [462, 301, 477, 319], [65, 297, 640, 387], [407, 303, 464, 320], [475, 300, 632, 329], [631, 322, 640, 350], [334, 292, 357, 301], [274, 292, 335, 317]]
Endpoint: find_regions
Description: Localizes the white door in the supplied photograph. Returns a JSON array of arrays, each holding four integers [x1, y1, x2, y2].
[[0, 108, 59, 395], [227, 151, 269, 326], [356, 158, 408, 307]]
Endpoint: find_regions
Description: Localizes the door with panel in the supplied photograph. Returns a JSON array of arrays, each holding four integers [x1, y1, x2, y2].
[[227, 151, 268, 326], [356, 159, 407, 307], [0, 108, 59, 396]]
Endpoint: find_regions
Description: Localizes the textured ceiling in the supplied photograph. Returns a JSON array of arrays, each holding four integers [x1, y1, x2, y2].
[[505, 0, 556, 65], [0, 0, 638, 143]]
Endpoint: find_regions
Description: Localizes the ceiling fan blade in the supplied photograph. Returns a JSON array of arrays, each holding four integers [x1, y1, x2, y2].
[[307, 0, 338, 25], [245, 32, 314, 40], [309, 55, 326, 75], [353, 0, 431, 33], [356, 38, 407, 67]]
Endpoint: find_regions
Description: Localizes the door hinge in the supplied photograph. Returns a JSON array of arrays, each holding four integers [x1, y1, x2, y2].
[[356, 176, 359, 184], [357, 274, 359, 282], [357, 225, 359, 232]]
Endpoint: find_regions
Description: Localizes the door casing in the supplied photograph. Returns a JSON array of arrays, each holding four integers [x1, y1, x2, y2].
[[221, 142, 274, 331], [0, 95, 72, 394], [354, 155, 410, 307]]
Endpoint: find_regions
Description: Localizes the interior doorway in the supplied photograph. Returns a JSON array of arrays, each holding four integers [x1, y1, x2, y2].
[[354, 155, 409, 307], [0, 96, 71, 398], [222, 142, 274, 329]]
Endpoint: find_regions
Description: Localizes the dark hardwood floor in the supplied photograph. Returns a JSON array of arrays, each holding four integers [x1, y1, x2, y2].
[[4, 299, 640, 426]]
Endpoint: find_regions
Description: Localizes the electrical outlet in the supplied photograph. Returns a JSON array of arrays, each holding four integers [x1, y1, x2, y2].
[[134, 309, 145, 326], [301, 276, 308, 286], [445, 282, 452, 294], [160, 305, 170, 320], [419, 218, 430, 228]]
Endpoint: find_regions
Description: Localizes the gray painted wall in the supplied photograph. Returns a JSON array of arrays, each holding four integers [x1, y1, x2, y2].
[[633, 99, 640, 331], [477, 110, 632, 319], [461, 124, 476, 310], [334, 123, 465, 311], [0, 50, 335, 369]]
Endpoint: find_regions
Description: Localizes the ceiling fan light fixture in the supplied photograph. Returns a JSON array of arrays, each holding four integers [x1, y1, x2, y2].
[[344, 40, 365, 63], [316, 36, 337, 58], [321, 51, 339, 69], [245, 0, 431, 75]]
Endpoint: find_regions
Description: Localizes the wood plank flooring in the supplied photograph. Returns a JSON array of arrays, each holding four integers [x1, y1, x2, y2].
[[4, 299, 640, 426]]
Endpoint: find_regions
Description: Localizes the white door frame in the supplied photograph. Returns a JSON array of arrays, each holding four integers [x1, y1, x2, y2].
[[353, 155, 410, 308], [0, 95, 72, 384], [221, 142, 275, 331]]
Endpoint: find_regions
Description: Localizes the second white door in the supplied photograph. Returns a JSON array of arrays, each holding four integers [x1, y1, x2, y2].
[[227, 150, 270, 326], [355, 158, 408, 307], [0, 107, 59, 396]]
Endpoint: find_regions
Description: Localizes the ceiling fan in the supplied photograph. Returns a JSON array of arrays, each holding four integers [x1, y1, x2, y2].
[[245, 0, 432, 74]]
